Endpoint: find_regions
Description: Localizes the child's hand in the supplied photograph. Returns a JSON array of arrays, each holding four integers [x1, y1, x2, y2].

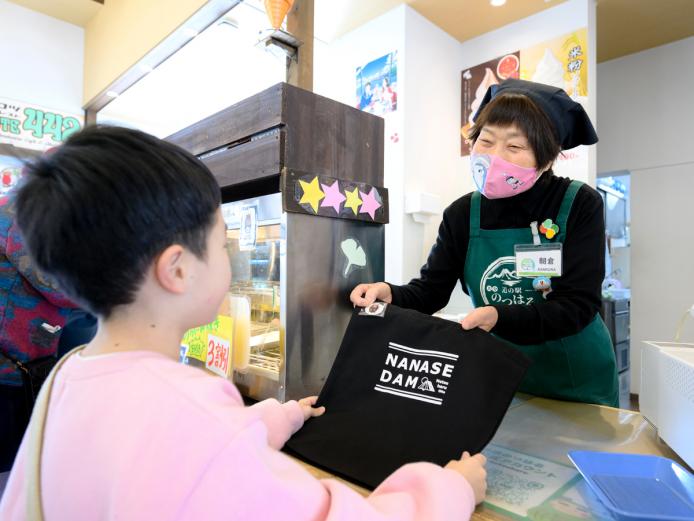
[[298, 396, 326, 421], [445, 451, 487, 504]]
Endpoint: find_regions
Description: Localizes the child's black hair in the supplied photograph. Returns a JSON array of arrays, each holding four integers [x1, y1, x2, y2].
[[15, 125, 221, 318]]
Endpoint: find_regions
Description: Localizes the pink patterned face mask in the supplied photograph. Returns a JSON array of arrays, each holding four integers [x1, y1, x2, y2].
[[470, 153, 539, 199]]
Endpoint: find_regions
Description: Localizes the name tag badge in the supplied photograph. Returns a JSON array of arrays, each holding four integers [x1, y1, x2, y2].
[[514, 244, 562, 278]]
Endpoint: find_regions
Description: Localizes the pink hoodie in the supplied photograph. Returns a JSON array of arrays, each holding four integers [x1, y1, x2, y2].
[[0, 351, 475, 520]]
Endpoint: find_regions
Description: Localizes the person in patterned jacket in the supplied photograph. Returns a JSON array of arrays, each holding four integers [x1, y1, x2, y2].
[[0, 189, 76, 471]]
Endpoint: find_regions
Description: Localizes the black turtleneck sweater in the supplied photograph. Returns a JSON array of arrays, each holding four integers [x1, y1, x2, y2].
[[389, 172, 605, 345]]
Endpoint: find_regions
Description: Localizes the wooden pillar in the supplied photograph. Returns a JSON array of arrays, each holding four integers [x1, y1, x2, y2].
[[286, 0, 314, 91]]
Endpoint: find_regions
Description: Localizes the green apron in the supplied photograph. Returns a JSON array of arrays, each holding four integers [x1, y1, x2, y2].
[[463, 181, 619, 407]]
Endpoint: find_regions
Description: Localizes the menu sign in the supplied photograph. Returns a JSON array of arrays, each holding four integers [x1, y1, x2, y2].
[[0, 97, 83, 151]]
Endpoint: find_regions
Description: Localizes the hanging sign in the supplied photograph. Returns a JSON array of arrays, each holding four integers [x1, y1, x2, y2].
[[0, 97, 83, 151]]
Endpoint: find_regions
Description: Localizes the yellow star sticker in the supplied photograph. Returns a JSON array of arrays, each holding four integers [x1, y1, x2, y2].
[[298, 176, 325, 213], [344, 187, 362, 215]]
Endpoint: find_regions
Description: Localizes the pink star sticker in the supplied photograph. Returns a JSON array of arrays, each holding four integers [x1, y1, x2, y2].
[[359, 187, 382, 220], [320, 180, 346, 214]]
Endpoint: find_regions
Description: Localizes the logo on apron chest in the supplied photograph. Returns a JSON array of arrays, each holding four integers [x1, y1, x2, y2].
[[375, 342, 459, 406], [480, 256, 536, 306]]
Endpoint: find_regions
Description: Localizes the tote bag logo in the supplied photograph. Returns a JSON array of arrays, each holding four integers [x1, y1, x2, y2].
[[374, 342, 458, 406]]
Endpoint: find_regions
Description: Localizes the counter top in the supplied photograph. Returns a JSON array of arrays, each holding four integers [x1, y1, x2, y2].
[[293, 395, 686, 520]]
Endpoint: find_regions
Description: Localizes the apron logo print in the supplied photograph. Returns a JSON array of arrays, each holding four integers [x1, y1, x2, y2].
[[374, 342, 459, 406], [480, 256, 535, 306]]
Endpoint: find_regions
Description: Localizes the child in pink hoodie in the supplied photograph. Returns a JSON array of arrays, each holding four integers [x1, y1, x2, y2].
[[0, 126, 486, 521]]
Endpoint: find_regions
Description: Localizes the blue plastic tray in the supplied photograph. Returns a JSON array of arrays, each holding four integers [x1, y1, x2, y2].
[[568, 451, 694, 521]]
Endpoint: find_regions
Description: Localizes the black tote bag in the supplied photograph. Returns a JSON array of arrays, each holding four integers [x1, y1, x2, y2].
[[285, 303, 531, 489]]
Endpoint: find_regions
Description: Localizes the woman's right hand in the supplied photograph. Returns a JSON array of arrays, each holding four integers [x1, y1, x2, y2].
[[349, 282, 392, 308], [445, 452, 487, 505]]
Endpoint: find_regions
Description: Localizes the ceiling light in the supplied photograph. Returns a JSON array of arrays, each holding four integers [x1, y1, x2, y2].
[[106, 91, 120, 98], [219, 16, 239, 29], [139, 64, 154, 74], [183, 28, 199, 38], [490, 0, 506, 6]]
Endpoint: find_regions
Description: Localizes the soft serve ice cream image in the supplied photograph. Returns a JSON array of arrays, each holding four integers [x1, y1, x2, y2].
[[469, 67, 499, 126], [531, 48, 565, 90], [461, 67, 499, 151], [460, 52, 519, 155]]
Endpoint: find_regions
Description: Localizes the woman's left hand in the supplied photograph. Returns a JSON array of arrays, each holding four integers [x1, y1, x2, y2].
[[461, 306, 498, 332]]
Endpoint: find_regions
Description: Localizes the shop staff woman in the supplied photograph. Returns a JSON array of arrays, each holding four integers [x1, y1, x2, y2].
[[352, 79, 618, 407]]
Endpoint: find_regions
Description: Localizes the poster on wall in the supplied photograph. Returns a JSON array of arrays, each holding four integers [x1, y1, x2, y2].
[[520, 28, 588, 99], [521, 28, 589, 181], [460, 52, 520, 155], [0, 155, 23, 195], [0, 97, 83, 151], [460, 28, 589, 165], [356, 51, 398, 116]]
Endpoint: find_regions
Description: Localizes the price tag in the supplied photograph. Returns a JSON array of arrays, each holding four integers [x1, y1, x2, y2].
[[514, 244, 562, 278], [206, 334, 230, 377], [239, 205, 257, 252]]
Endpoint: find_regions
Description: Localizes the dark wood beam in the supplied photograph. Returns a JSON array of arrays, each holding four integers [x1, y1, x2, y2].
[[286, 0, 314, 91]]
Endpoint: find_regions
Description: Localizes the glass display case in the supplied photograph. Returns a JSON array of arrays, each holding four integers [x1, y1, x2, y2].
[[222, 193, 284, 396]]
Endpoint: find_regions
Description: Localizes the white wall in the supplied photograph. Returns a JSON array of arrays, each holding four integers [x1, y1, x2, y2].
[[597, 36, 694, 393], [0, 0, 84, 114], [315, 0, 597, 316], [631, 164, 694, 377], [597, 37, 694, 174], [401, 7, 465, 293]]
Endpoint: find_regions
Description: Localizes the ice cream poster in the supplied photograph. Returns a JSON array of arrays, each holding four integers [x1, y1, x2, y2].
[[356, 52, 398, 116], [522, 29, 590, 182], [520, 29, 588, 100], [460, 52, 520, 156], [460, 29, 589, 157]]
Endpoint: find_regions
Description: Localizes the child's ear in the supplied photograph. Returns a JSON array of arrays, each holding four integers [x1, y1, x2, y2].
[[154, 245, 187, 294]]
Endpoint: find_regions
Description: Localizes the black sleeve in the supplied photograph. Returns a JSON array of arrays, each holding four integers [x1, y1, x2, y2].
[[492, 185, 605, 344], [388, 201, 468, 315]]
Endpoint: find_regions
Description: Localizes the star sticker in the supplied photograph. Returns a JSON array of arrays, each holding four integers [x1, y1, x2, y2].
[[344, 187, 363, 215], [320, 180, 346, 214], [298, 176, 325, 213], [359, 188, 382, 220]]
